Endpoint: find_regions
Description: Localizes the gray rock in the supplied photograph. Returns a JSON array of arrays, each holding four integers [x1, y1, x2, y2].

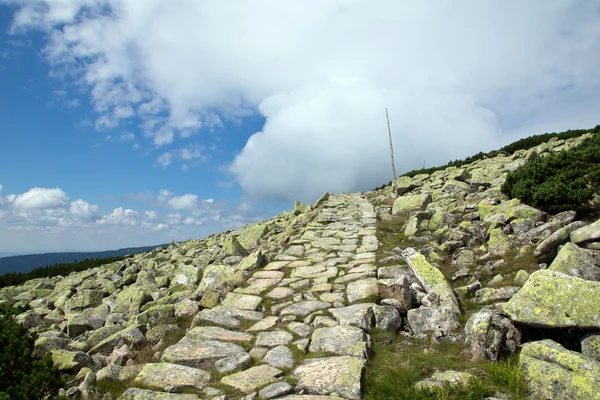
[[220, 365, 283, 394], [279, 301, 331, 318], [255, 330, 293, 347], [330, 304, 375, 331], [161, 338, 247, 369], [293, 356, 363, 400], [581, 333, 600, 362], [134, 362, 211, 392], [548, 242, 600, 281], [534, 221, 587, 257], [309, 325, 369, 360], [474, 287, 520, 304], [346, 278, 379, 304], [215, 352, 253, 374], [407, 306, 460, 336], [372, 305, 402, 332], [520, 339, 600, 400], [571, 219, 600, 245], [263, 345, 295, 369], [464, 307, 521, 361], [258, 382, 293, 399], [120, 388, 199, 399]]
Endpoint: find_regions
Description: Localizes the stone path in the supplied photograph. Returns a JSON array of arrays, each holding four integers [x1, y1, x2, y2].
[[124, 194, 385, 399]]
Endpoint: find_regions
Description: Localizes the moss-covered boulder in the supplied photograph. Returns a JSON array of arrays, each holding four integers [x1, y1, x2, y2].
[[520, 340, 600, 399], [392, 193, 432, 216], [401, 248, 460, 315], [134, 362, 211, 393], [571, 219, 600, 245], [50, 349, 93, 372], [503, 270, 600, 329], [487, 228, 511, 256], [548, 242, 600, 281]]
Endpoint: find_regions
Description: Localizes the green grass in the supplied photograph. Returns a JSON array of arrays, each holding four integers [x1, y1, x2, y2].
[[363, 330, 527, 400]]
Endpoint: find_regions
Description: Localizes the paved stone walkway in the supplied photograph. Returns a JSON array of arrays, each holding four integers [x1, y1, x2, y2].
[[125, 194, 383, 399]]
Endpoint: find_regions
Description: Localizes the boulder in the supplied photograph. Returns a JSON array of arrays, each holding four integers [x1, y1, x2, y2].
[[401, 248, 460, 315], [392, 194, 432, 216], [581, 333, 600, 362], [464, 307, 521, 361], [161, 338, 247, 369], [134, 362, 210, 392], [50, 349, 93, 372], [309, 325, 370, 360], [534, 221, 587, 257], [503, 270, 600, 329], [220, 365, 283, 394], [548, 242, 600, 281], [407, 306, 460, 336], [120, 388, 198, 399], [571, 219, 600, 245], [520, 339, 600, 399], [292, 356, 363, 400], [346, 278, 379, 304]]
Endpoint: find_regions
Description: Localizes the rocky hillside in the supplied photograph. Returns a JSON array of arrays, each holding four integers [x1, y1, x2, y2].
[[1, 132, 600, 399]]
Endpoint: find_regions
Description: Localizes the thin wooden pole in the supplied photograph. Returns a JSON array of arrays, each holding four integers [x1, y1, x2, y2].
[[386, 107, 398, 195]]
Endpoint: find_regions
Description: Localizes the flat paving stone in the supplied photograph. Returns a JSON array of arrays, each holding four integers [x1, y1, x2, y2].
[[346, 278, 379, 304], [266, 287, 295, 300], [279, 301, 331, 318], [161, 338, 247, 370], [220, 364, 283, 394], [255, 330, 294, 347], [309, 325, 369, 360], [293, 356, 364, 400], [221, 293, 262, 311], [186, 326, 253, 343], [134, 362, 210, 393], [246, 316, 279, 332]]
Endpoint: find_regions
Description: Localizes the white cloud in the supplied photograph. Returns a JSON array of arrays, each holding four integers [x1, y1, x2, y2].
[[179, 146, 204, 160], [12, 187, 70, 210], [69, 199, 100, 220], [157, 152, 172, 168], [165, 194, 198, 211], [97, 207, 139, 226], [4, 0, 600, 201], [151, 223, 169, 232], [144, 210, 158, 221], [120, 132, 135, 141]]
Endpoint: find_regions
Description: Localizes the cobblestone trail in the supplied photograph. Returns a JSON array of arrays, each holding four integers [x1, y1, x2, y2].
[[124, 193, 391, 399]]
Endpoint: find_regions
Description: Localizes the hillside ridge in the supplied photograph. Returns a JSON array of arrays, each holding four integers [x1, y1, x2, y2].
[[1, 130, 600, 399]]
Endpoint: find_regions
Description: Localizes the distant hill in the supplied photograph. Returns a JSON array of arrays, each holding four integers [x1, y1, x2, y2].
[[0, 244, 169, 275]]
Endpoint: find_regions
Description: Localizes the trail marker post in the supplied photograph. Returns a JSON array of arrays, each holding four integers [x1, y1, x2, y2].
[[386, 107, 398, 196]]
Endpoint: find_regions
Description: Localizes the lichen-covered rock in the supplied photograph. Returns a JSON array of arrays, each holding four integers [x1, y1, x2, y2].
[[119, 388, 199, 399], [415, 370, 474, 390], [503, 270, 600, 329], [160, 338, 247, 369], [474, 286, 520, 304], [371, 305, 401, 332], [133, 362, 210, 392], [407, 306, 460, 336], [392, 193, 432, 216], [401, 248, 460, 315], [534, 221, 587, 257], [263, 345, 295, 369], [220, 364, 283, 394], [520, 339, 600, 399], [464, 307, 521, 361], [346, 278, 379, 304], [50, 349, 93, 372], [488, 228, 511, 256], [330, 304, 375, 331], [309, 325, 369, 360], [581, 333, 600, 362], [571, 219, 600, 245], [293, 356, 364, 400], [548, 242, 600, 281]]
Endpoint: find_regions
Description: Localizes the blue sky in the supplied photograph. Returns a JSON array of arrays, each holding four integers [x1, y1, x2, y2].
[[0, 1, 599, 254]]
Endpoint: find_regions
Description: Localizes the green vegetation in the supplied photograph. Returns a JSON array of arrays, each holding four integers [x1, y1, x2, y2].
[[0, 256, 125, 288], [373, 125, 599, 191], [502, 132, 600, 214], [0, 305, 62, 400], [363, 330, 527, 400]]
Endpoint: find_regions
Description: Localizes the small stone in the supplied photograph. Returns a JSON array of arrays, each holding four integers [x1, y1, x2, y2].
[[263, 345, 295, 369], [258, 382, 293, 399], [220, 365, 283, 394], [255, 330, 293, 347], [246, 316, 279, 332], [215, 352, 253, 374], [293, 356, 363, 400], [266, 287, 295, 300]]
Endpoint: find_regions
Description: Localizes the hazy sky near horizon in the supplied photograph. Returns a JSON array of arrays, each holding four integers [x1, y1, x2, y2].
[[0, 0, 599, 253]]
